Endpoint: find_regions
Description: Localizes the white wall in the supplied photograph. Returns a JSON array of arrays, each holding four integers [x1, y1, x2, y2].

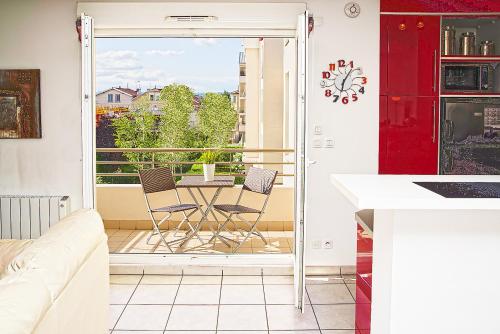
[[305, 0, 380, 266], [0, 0, 380, 266], [0, 0, 82, 208]]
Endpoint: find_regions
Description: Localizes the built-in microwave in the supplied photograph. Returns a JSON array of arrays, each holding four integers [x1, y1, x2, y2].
[[441, 63, 495, 94]]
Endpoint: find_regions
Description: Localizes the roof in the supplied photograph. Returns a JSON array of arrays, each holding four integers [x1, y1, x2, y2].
[[96, 87, 139, 97], [133, 88, 163, 101]]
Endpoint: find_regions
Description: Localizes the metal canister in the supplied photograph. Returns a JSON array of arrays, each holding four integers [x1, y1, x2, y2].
[[460, 32, 476, 55], [480, 40, 495, 56], [442, 26, 455, 55]]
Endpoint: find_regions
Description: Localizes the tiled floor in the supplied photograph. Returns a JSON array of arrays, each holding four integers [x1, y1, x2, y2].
[[109, 272, 356, 333], [106, 229, 294, 255]]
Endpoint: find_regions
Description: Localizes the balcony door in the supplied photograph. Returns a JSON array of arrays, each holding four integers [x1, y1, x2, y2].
[[79, 3, 309, 311]]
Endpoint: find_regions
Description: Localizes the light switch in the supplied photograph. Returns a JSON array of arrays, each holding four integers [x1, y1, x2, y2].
[[314, 126, 322, 135], [313, 138, 322, 148], [324, 137, 334, 148]]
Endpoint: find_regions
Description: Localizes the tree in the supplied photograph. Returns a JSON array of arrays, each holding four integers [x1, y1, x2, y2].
[[198, 93, 237, 147], [112, 95, 159, 169], [157, 84, 196, 164]]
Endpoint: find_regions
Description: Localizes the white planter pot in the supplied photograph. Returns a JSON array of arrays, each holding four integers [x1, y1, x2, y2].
[[203, 164, 215, 181]]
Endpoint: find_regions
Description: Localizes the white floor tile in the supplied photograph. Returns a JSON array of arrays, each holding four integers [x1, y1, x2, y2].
[[220, 284, 265, 304], [109, 305, 125, 329], [266, 304, 319, 330], [322, 331, 355, 334], [183, 266, 223, 275], [181, 275, 222, 284], [110, 284, 136, 304], [218, 332, 267, 334], [346, 283, 356, 298], [109, 275, 142, 285], [264, 284, 300, 304], [306, 284, 355, 304], [269, 331, 320, 334], [140, 275, 182, 285], [164, 332, 214, 334], [263, 275, 294, 284], [166, 305, 218, 330], [115, 304, 171, 330], [175, 284, 220, 304], [305, 275, 345, 285], [217, 305, 268, 331], [222, 275, 262, 284], [129, 284, 178, 304], [313, 304, 355, 330], [113, 331, 163, 334]]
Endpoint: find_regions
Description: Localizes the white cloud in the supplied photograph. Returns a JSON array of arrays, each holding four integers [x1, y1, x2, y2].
[[146, 50, 185, 56], [96, 50, 141, 71], [193, 38, 217, 46]]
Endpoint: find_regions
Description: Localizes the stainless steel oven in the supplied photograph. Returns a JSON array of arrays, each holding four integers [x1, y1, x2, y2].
[[441, 63, 496, 94], [440, 98, 500, 175]]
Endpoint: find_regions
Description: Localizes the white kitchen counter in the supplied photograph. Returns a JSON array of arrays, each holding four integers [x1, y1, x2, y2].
[[331, 174, 500, 210], [330, 174, 500, 334]]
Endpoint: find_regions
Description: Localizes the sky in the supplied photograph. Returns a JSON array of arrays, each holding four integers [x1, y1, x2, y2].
[[96, 37, 242, 94]]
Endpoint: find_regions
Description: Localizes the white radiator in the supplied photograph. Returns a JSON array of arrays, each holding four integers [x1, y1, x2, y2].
[[0, 196, 71, 239]]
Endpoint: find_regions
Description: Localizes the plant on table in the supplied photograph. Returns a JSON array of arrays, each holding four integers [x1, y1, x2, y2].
[[200, 150, 219, 181]]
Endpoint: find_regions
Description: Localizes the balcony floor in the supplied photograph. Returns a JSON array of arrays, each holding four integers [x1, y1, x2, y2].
[[106, 229, 293, 255]]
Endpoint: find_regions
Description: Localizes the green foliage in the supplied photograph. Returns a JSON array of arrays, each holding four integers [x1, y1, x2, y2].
[[198, 93, 237, 147], [112, 95, 159, 170], [200, 150, 218, 164]]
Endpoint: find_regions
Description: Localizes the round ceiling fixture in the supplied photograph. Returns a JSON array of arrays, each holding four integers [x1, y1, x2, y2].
[[344, 2, 361, 18]]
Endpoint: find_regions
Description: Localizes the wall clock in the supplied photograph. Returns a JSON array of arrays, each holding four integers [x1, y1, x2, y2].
[[320, 60, 367, 105]]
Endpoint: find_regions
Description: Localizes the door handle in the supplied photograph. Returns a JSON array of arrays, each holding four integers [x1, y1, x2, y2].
[[433, 49, 437, 93], [432, 100, 436, 143]]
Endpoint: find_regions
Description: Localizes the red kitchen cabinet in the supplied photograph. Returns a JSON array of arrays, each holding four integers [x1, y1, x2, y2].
[[383, 15, 440, 97], [381, 96, 439, 174]]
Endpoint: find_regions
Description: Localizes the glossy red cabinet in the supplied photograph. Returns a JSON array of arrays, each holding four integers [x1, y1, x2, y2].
[[380, 96, 438, 174], [379, 14, 440, 174], [356, 222, 373, 334], [384, 15, 440, 96]]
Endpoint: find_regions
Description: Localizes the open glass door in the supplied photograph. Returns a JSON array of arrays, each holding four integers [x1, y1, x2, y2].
[[294, 11, 309, 312], [81, 13, 96, 209]]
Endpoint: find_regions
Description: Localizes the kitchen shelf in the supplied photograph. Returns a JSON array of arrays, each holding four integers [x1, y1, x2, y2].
[[441, 56, 500, 62]]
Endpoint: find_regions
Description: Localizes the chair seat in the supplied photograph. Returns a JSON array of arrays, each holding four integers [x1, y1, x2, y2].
[[214, 204, 261, 214], [151, 203, 198, 213]]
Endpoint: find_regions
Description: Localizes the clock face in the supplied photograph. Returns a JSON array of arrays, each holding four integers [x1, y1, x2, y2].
[[320, 59, 367, 105]]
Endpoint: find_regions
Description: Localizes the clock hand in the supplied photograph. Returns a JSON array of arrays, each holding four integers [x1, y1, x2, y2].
[[341, 68, 354, 91]]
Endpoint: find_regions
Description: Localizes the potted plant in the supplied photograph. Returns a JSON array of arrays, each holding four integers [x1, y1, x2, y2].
[[200, 150, 218, 181]]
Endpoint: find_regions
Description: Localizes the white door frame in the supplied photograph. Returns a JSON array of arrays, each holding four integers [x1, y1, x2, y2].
[[79, 5, 309, 303]]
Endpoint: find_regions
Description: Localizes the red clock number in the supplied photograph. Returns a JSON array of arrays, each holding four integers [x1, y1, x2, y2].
[[329, 63, 336, 71], [352, 93, 358, 102], [338, 59, 346, 68], [349, 60, 354, 68], [361, 77, 368, 84], [322, 71, 331, 79], [325, 89, 332, 97], [342, 96, 349, 104]]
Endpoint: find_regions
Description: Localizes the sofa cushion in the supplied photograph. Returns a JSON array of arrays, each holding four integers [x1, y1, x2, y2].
[[3, 209, 107, 301], [0, 270, 52, 334], [0, 239, 33, 274]]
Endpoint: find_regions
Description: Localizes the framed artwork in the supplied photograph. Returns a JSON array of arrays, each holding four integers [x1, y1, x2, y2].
[[0, 69, 41, 138]]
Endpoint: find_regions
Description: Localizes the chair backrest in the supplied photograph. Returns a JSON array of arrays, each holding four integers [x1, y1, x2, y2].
[[243, 167, 278, 195], [138, 167, 176, 194]]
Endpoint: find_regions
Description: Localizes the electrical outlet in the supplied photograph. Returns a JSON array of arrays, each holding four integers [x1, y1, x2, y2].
[[322, 240, 333, 249], [312, 240, 321, 249], [324, 137, 334, 148], [314, 125, 322, 135]]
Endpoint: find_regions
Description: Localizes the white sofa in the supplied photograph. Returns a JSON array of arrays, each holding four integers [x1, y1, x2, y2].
[[0, 209, 109, 334]]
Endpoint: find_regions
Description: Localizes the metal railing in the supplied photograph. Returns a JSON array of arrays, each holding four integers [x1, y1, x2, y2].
[[96, 147, 295, 183]]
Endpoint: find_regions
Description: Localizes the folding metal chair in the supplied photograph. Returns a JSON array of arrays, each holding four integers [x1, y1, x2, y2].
[[212, 167, 278, 253], [138, 167, 201, 253]]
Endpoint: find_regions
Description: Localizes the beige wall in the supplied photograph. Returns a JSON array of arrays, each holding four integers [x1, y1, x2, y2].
[[242, 39, 260, 162], [0, 0, 82, 207], [96, 185, 294, 223]]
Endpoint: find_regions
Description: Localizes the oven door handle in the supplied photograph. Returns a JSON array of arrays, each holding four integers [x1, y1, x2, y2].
[[432, 100, 436, 143], [445, 119, 454, 142], [433, 49, 437, 93]]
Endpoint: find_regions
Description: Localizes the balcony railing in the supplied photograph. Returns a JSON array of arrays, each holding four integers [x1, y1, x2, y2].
[[96, 147, 294, 184]]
